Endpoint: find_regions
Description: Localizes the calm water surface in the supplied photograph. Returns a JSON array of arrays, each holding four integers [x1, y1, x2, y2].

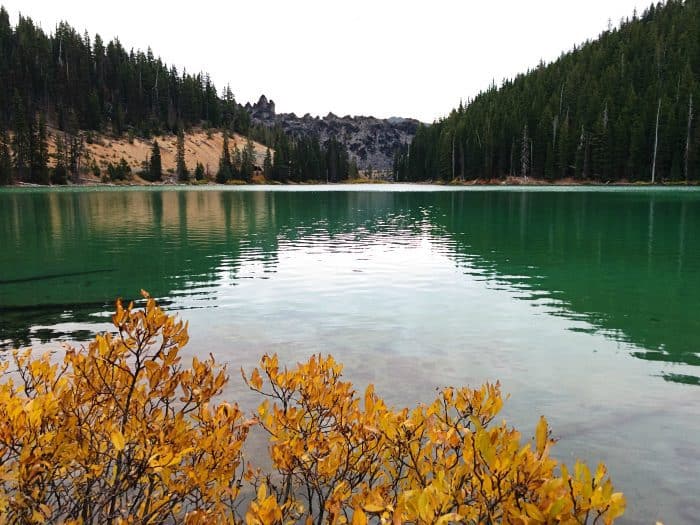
[[1, 185, 699, 524]]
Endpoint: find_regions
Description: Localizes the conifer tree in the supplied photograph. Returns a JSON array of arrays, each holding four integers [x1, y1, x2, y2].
[[544, 141, 555, 180], [194, 162, 205, 181], [68, 135, 84, 183], [32, 114, 50, 185], [11, 92, 28, 182], [91, 160, 102, 181], [241, 137, 256, 182], [232, 144, 242, 178], [176, 129, 188, 182], [0, 12, 261, 138], [149, 139, 162, 181], [119, 158, 132, 180], [52, 134, 68, 185], [216, 133, 233, 183], [271, 134, 290, 181], [263, 148, 273, 179]]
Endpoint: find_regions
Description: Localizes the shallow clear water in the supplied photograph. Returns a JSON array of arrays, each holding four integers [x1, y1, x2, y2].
[[1, 185, 699, 523]]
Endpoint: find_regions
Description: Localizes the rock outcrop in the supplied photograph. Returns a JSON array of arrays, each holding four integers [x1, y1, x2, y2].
[[245, 95, 421, 170]]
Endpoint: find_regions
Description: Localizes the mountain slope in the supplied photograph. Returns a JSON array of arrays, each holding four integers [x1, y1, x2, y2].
[[0, 7, 366, 185], [397, 0, 700, 183], [247, 96, 419, 171], [0, 7, 250, 136], [81, 130, 268, 182]]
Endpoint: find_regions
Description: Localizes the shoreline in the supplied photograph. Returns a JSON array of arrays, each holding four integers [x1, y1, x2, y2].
[[6, 177, 700, 189]]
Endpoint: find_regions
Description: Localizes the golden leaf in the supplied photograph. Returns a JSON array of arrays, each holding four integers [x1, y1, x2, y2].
[[535, 415, 548, 455], [110, 430, 126, 452], [352, 509, 367, 525]]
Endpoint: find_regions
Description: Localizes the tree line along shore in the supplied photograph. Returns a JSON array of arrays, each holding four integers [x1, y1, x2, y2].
[[2, 1, 700, 187]]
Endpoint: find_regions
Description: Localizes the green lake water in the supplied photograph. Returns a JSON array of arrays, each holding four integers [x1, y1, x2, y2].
[[0, 185, 699, 523]]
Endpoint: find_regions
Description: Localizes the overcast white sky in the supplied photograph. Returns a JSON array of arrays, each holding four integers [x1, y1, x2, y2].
[[3, 1, 643, 122]]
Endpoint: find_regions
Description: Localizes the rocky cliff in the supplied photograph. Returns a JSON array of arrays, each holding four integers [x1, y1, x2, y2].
[[245, 96, 421, 171]]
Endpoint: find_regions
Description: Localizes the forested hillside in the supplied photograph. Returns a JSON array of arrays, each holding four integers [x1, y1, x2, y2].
[[0, 6, 358, 185], [0, 7, 250, 136], [395, 0, 700, 183]]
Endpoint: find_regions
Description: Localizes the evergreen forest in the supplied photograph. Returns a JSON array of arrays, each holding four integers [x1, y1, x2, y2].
[[3, 1, 700, 185], [394, 0, 700, 183], [0, 6, 354, 184]]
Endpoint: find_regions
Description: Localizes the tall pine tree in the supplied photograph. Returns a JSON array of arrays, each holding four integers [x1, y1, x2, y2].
[[176, 129, 188, 182], [216, 133, 233, 183], [149, 140, 162, 181]]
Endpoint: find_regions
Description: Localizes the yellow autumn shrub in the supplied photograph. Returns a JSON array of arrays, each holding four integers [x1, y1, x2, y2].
[[0, 294, 626, 524], [0, 292, 254, 524], [243, 356, 625, 525]]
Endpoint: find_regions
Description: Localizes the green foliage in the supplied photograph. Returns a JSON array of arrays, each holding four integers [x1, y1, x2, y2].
[[267, 128, 352, 183], [0, 7, 354, 184], [399, 0, 700, 183], [67, 135, 84, 183], [263, 148, 273, 179], [240, 137, 256, 182], [0, 8, 251, 135], [194, 161, 205, 181], [11, 91, 29, 181], [53, 134, 69, 186], [149, 140, 162, 181], [216, 133, 234, 183], [32, 115, 50, 184], [107, 157, 132, 181], [91, 160, 101, 179], [50, 164, 68, 185], [176, 129, 189, 182], [324, 137, 350, 182], [232, 144, 242, 175]]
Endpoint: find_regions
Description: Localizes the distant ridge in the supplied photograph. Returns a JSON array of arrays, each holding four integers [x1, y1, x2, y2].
[[247, 95, 420, 171]]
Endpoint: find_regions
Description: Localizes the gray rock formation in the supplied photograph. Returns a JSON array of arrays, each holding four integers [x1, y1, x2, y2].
[[245, 95, 421, 170]]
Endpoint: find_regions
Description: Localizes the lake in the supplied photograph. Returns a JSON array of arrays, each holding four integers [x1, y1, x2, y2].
[[1, 185, 699, 524]]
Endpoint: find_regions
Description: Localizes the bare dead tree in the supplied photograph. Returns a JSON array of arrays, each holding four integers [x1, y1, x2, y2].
[[521, 124, 529, 179], [451, 132, 456, 180], [652, 98, 661, 184], [685, 94, 693, 182]]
